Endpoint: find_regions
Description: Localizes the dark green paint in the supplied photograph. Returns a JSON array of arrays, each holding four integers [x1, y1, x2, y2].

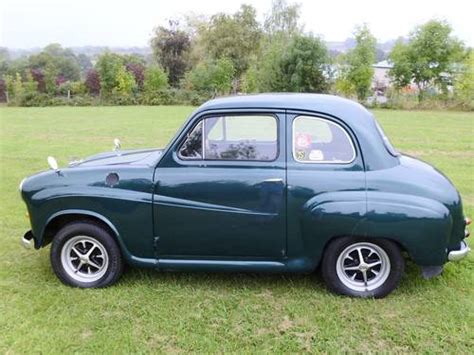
[[21, 94, 468, 272]]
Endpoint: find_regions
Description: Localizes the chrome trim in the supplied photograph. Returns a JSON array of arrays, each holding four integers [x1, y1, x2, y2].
[[19, 177, 26, 192], [264, 178, 283, 183], [21, 233, 34, 249], [292, 115, 356, 164], [448, 241, 470, 262]]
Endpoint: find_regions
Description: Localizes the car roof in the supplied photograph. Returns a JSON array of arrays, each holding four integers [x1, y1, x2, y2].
[[197, 93, 374, 127]]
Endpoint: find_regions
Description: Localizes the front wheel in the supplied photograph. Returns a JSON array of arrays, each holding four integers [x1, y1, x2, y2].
[[50, 221, 124, 288], [321, 237, 404, 298]]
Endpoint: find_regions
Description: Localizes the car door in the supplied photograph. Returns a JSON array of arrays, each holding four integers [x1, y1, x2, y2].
[[285, 112, 366, 259], [153, 111, 287, 259]]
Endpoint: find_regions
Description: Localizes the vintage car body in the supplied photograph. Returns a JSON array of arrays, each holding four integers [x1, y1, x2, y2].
[[20, 94, 470, 297]]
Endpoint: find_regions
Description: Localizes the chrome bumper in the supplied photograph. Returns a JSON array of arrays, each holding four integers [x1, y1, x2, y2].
[[21, 231, 34, 249], [448, 241, 470, 262]]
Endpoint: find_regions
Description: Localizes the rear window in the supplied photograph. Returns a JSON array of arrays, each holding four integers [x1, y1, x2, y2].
[[374, 120, 400, 157], [293, 116, 356, 163]]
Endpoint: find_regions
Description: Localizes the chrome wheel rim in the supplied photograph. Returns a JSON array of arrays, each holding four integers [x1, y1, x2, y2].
[[61, 236, 109, 283], [336, 242, 391, 292]]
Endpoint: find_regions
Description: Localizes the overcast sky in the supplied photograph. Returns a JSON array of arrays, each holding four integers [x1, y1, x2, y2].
[[1, 0, 472, 48]]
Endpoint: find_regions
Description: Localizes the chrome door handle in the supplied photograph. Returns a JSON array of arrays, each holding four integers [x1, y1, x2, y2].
[[264, 178, 283, 183]]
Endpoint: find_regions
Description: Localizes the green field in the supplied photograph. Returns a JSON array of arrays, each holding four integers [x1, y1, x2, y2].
[[1, 106, 473, 353]]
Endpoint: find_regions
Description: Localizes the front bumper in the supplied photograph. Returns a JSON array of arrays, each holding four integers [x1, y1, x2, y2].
[[21, 231, 35, 249], [448, 240, 470, 262]]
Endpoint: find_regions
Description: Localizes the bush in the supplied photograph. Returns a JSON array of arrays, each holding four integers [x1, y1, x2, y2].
[[369, 90, 474, 111], [137, 88, 204, 106], [15, 92, 48, 107], [143, 66, 168, 93], [109, 93, 137, 106]]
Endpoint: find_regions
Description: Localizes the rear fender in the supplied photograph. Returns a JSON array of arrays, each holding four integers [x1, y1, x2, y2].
[[364, 192, 451, 266]]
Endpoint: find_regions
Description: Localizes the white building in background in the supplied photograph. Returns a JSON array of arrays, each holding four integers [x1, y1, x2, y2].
[[372, 60, 393, 93]]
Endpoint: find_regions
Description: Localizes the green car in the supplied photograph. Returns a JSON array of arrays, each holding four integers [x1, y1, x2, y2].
[[20, 94, 470, 298]]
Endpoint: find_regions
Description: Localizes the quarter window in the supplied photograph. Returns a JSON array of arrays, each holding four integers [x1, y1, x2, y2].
[[293, 116, 355, 163], [179, 115, 278, 161]]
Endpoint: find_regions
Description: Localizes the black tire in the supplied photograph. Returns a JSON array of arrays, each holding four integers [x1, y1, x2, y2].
[[50, 221, 124, 288], [321, 236, 404, 298]]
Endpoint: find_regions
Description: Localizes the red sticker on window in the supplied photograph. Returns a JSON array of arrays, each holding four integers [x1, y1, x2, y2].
[[295, 133, 312, 148]]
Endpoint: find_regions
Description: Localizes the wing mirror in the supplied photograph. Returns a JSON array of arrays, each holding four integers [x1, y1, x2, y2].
[[47, 156, 59, 173], [113, 138, 121, 155]]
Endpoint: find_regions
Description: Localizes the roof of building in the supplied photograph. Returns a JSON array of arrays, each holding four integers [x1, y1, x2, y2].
[[372, 60, 393, 69]]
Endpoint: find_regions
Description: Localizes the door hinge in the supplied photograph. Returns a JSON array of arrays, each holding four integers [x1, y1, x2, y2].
[[153, 236, 160, 251]]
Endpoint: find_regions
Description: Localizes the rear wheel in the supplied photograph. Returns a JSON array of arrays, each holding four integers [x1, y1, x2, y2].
[[50, 221, 123, 288], [321, 237, 404, 298]]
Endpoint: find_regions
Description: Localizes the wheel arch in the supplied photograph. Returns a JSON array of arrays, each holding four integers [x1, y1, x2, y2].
[[41, 210, 122, 250]]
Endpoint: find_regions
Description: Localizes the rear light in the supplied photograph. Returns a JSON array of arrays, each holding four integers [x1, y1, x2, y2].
[[465, 217, 471, 238]]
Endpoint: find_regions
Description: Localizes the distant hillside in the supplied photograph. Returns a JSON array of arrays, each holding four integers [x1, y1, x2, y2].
[[5, 38, 406, 60], [5, 46, 153, 60]]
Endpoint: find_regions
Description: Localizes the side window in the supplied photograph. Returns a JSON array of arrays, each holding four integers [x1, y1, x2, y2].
[[179, 115, 278, 161], [293, 116, 355, 163], [179, 121, 203, 159]]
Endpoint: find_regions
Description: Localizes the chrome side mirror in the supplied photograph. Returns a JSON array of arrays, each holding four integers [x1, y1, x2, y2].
[[47, 156, 59, 171], [113, 138, 121, 153]]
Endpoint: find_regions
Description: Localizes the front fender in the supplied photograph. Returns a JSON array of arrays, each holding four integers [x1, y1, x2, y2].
[[27, 190, 155, 261]]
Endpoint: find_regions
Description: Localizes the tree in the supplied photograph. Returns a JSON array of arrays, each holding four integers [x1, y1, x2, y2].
[[389, 20, 465, 100], [0, 48, 10, 77], [12, 73, 24, 100], [43, 64, 59, 94], [0, 79, 6, 102], [257, 34, 329, 93], [29, 44, 81, 82], [198, 5, 262, 77], [281, 34, 330, 92], [344, 24, 376, 101], [125, 63, 145, 88], [388, 39, 411, 89], [184, 57, 235, 95], [246, 0, 303, 92], [454, 51, 474, 109], [77, 54, 93, 74], [23, 72, 38, 95], [30, 68, 46, 92], [264, 0, 302, 39], [251, 40, 286, 92], [150, 20, 191, 87], [143, 65, 168, 93], [114, 65, 136, 96], [4, 75, 14, 97], [1, 56, 29, 79], [85, 69, 101, 95], [95, 52, 124, 95], [241, 65, 258, 93]]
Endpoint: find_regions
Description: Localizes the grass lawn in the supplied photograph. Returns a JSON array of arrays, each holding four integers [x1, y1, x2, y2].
[[1, 106, 473, 353]]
